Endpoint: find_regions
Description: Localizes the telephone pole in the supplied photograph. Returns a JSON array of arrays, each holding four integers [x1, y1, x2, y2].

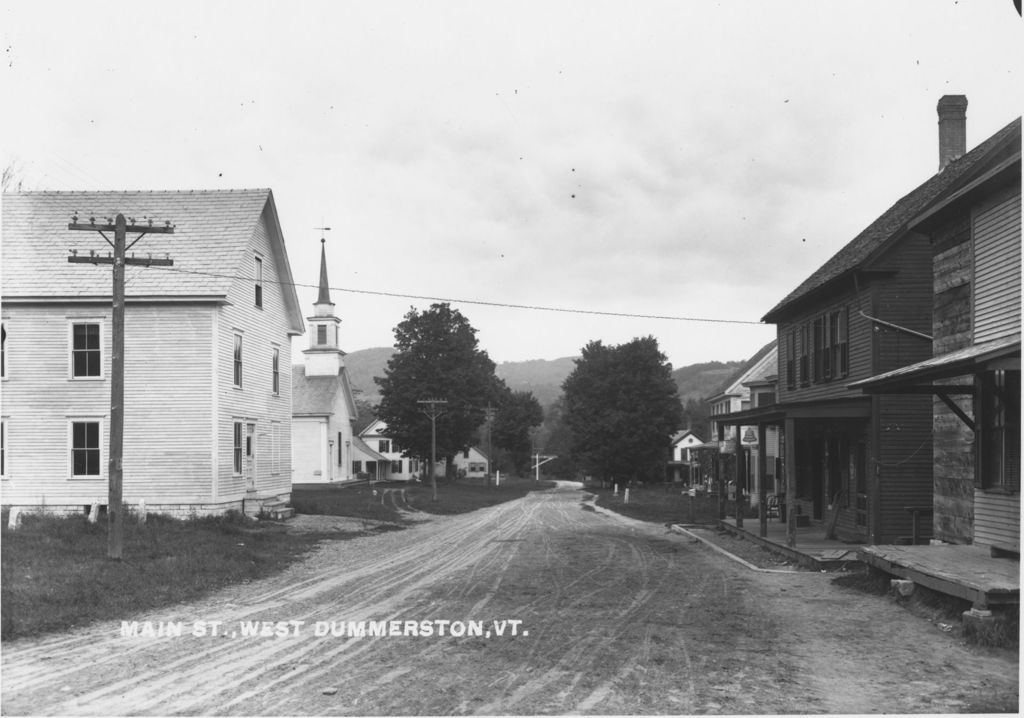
[[417, 399, 448, 501], [68, 213, 174, 560]]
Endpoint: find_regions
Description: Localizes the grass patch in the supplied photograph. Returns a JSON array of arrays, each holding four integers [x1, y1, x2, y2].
[[1, 510, 334, 642], [591, 483, 720, 526], [292, 476, 554, 521]]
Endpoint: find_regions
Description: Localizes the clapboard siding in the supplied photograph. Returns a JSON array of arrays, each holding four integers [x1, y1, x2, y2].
[[217, 209, 294, 501], [0, 303, 215, 506], [776, 296, 872, 404], [122, 305, 215, 503], [874, 235, 935, 375], [1, 306, 112, 504], [974, 491, 1021, 550], [973, 188, 1021, 343]]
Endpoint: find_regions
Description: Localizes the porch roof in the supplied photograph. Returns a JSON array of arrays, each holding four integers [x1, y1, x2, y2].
[[848, 335, 1020, 394], [713, 396, 872, 426]]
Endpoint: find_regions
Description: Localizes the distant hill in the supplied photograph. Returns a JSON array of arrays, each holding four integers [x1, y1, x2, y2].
[[494, 356, 578, 407], [671, 360, 745, 404], [340, 347, 576, 407], [339, 347, 745, 409]]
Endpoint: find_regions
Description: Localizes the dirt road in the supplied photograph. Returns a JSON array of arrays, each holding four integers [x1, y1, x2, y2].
[[1, 483, 1017, 715]]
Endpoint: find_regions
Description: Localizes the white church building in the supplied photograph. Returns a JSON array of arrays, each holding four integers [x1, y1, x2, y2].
[[291, 240, 358, 484]]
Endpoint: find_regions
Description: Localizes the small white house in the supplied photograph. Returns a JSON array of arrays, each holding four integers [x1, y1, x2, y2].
[[668, 429, 703, 483], [450, 446, 490, 479], [1, 189, 304, 517], [291, 240, 358, 484], [358, 419, 424, 482]]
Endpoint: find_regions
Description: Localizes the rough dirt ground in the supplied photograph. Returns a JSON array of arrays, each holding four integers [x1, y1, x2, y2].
[[1, 482, 1017, 715]]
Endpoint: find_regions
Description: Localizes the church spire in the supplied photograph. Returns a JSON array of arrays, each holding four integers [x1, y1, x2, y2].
[[317, 237, 333, 306], [304, 234, 346, 376]]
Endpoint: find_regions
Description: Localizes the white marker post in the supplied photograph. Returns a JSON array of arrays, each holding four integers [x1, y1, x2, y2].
[[624, 488, 630, 504]]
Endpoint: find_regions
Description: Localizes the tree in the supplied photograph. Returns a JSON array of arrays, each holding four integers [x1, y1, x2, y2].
[[562, 336, 682, 484], [492, 388, 543, 475], [537, 396, 578, 480], [375, 304, 503, 492]]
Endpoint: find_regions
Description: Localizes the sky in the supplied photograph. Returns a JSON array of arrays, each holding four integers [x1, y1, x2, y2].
[[2, 1, 1022, 369]]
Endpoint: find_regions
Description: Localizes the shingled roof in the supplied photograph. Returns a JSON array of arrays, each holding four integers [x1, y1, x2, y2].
[[1, 188, 303, 333], [762, 117, 1022, 323], [292, 365, 359, 418]]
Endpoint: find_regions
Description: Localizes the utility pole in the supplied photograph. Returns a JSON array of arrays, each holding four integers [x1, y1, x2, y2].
[[68, 213, 174, 560], [484, 404, 496, 483], [533, 453, 557, 482], [417, 399, 448, 501]]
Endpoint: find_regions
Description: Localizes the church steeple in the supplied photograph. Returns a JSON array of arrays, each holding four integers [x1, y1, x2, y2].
[[316, 238, 333, 308], [304, 236, 345, 377]]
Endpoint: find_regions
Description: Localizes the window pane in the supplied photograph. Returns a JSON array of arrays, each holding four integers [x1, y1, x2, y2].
[[72, 422, 100, 476]]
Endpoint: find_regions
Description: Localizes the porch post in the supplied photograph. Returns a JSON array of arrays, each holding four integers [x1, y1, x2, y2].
[[716, 424, 725, 520], [785, 418, 797, 548], [759, 422, 768, 538], [735, 422, 744, 529]]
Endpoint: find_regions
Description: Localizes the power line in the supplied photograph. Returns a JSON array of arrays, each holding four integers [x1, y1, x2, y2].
[[133, 263, 765, 326]]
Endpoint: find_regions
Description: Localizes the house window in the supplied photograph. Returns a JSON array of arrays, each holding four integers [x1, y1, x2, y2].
[[786, 330, 796, 390], [980, 370, 1020, 492], [272, 348, 280, 395], [271, 421, 281, 475], [233, 422, 243, 475], [1, 419, 7, 478], [71, 420, 101, 477], [830, 308, 849, 378], [812, 316, 825, 382], [352, 460, 363, 474], [233, 335, 243, 388], [254, 256, 263, 308], [391, 460, 403, 473], [798, 323, 810, 386], [1, 323, 6, 379], [71, 322, 102, 378], [378, 439, 391, 453]]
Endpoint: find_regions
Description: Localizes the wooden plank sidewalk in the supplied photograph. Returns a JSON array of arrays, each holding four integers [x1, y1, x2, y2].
[[860, 543, 1020, 609], [717, 517, 865, 568]]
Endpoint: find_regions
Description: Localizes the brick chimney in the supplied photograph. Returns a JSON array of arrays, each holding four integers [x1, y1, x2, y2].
[[937, 95, 968, 171]]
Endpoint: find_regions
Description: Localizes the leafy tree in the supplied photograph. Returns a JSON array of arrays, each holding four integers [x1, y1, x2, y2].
[[352, 394, 378, 435], [491, 388, 543, 475], [537, 397, 578, 480], [562, 336, 682, 484], [375, 304, 503, 496]]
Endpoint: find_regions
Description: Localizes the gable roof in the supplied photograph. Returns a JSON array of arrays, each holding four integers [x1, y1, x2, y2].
[[359, 419, 389, 438], [671, 429, 703, 445], [762, 117, 1022, 323], [292, 365, 359, 418], [1, 188, 304, 333], [710, 340, 778, 401], [351, 435, 388, 462]]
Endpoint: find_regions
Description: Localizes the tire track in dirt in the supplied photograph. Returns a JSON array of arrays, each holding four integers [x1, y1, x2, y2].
[[1, 494, 549, 715], [4, 483, 1017, 715]]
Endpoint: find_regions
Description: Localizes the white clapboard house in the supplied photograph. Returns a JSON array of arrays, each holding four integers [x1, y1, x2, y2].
[[0, 189, 304, 517]]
